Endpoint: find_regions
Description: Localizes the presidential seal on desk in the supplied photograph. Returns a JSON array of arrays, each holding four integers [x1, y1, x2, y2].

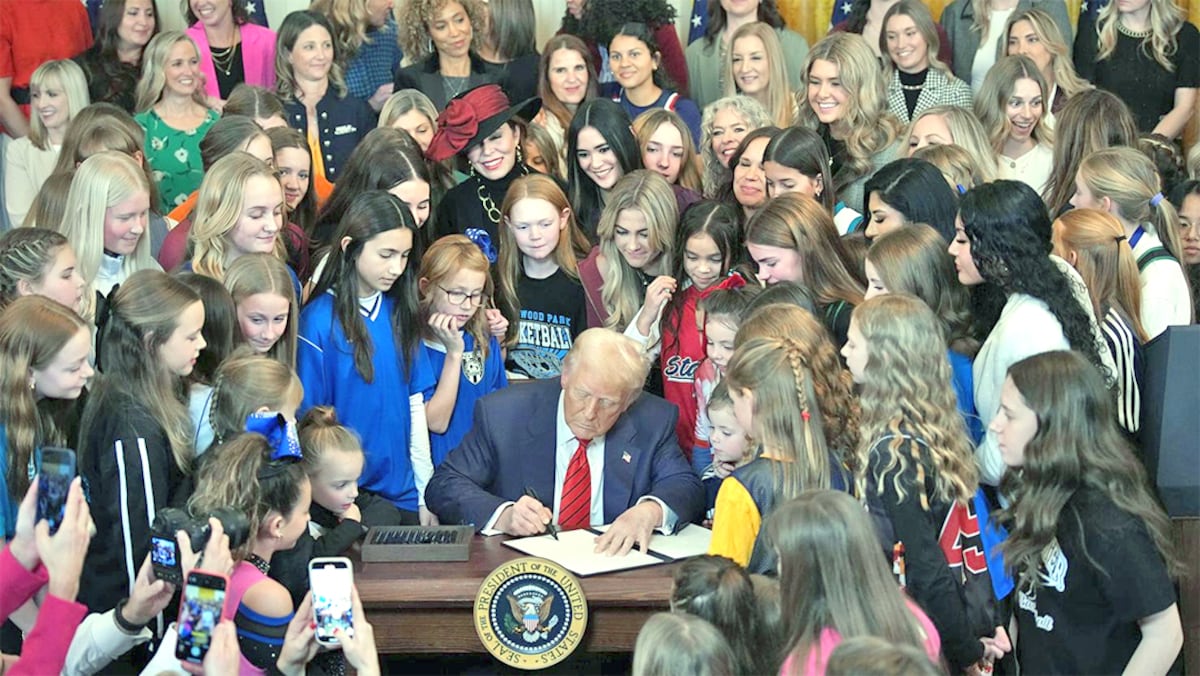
[[475, 556, 588, 669]]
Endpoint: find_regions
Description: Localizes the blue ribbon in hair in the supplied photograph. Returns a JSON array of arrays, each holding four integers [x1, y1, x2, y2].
[[465, 228, 497, 263], [245, 412, 302, 464]]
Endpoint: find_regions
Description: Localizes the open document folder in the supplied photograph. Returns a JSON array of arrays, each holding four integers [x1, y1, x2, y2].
[[502, 524, 713, 577]]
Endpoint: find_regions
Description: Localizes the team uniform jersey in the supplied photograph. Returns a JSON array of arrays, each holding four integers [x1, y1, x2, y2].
[[298, 290, 435, 512], [709, 453, 850, 574], [864, 430, 994, 672], [422, 332, 507, 467], [506, 267, 587, 379], [1014, 488, 1177, 674]]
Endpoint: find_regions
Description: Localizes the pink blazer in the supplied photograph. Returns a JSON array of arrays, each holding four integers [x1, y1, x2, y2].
[[187, 22, 277, 99]]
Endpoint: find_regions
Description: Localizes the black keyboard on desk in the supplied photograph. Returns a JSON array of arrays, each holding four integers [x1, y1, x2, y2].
[[361, 525, 474, 562]]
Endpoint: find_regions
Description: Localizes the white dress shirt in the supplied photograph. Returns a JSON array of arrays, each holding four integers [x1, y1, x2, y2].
[[483, 393, 678, 533]]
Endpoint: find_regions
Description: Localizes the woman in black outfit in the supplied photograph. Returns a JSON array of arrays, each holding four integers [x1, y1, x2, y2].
[[427, 84, 539, 260], [74, 0, 159, 113]]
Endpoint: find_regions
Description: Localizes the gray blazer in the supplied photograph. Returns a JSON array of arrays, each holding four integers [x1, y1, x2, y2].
[[940, 0, 1073, 86], [886, 67, 975, 121]]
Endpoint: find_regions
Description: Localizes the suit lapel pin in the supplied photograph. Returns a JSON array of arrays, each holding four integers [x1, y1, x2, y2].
[[622, 452, 631, 464]]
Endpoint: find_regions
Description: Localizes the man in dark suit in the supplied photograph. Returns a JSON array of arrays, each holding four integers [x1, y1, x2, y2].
[[426, 329, 704, 555]]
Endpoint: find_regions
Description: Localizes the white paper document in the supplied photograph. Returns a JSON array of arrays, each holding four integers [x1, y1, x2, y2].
[[590, 523, 713, 560], [502, 529, 664, 576], [503, 525, 714, 576]]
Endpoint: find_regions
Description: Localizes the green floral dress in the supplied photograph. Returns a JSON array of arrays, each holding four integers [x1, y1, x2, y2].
[[135, 108, 219, 212]]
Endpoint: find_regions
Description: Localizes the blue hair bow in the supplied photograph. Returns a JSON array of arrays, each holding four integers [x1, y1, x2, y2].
[[244, 412, 302, 464], [466, 228, 497, 263]]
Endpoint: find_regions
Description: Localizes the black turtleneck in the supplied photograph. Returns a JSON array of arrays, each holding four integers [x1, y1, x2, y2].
[[433, 161, 530, 247], [898, 68, 928, 120]]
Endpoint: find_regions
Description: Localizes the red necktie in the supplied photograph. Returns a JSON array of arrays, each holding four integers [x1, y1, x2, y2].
[[558, 438, 592, 530]]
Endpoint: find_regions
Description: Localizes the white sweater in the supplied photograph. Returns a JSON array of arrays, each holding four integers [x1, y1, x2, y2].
[[1131, 228, 1192, 339], [973, 258, 1115, 485]]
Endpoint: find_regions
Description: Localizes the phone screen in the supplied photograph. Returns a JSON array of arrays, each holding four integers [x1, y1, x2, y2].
[[310, 560, 354, 644], [37, 448, 76, 534], [175, 575, 226, 664], [150, 535, 179, 577]]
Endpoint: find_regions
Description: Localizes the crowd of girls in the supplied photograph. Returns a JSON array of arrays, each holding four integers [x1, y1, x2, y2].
[[0, 1, 1197, 673]]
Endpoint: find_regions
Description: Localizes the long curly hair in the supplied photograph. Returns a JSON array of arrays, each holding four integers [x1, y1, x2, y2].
[[998, 351, 1183, 588], [853, 294, 977, 507], [733, 303, 861, 476], [397, 0, 486, 62], [959, 181, 1108, 378], [700, 96, 773, 198], [796, 33, 902, 187], [1093, 0, 1186, 70], [560, 0, 675, 45]]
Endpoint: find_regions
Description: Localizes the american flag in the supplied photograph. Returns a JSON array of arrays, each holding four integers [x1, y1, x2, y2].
[[1080, 0, 1109, 21], [688, 0, 709, 44], [829, 0, 855, 28], [244, 0, 269, 26]]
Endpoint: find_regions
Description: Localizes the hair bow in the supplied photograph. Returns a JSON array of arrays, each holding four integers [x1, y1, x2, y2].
[[94, 286, 118, 371], [426, 96, 481, 162], [466, 228, 498, 263], [245, 411, 302, 464], [711, 272, 748, 292]]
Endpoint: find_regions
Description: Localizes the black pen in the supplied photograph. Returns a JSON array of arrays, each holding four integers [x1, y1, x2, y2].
[[523, 487, 559, 540]]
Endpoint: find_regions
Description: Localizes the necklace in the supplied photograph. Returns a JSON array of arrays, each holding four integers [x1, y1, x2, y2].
[[246, 552, 270, 575], [476, 181, 501, 225], [1116, 21, 1152, 39], [900, 82, 924, 91], [442, 74, 469, 100], [210, 43, 238, 76]]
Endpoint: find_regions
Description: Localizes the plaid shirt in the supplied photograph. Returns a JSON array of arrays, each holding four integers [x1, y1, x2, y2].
[[885, 66, 974, 123], [346, 18, 403, 101]]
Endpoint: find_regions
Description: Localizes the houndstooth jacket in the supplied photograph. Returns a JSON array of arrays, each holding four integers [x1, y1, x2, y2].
[[886, 67, 975, 123]]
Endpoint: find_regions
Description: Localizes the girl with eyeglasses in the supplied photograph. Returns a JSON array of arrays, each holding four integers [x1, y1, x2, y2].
[[418, 235, 508, 469]]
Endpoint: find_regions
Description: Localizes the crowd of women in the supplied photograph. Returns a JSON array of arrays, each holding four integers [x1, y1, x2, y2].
[[0, 0, 1196, 672]]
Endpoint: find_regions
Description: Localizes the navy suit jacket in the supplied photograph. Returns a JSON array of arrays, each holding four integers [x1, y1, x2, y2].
[[425, 380, 704, 531]]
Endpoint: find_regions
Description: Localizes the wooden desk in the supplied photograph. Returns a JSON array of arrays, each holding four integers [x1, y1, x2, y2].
[[355, 536, 679, 654]]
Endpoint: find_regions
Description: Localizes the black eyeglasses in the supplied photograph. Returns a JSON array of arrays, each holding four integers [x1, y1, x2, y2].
[[439, 286, 488, 307]]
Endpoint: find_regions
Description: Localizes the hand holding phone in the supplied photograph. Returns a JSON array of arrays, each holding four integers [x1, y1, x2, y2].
[[309, 557, 354, 646], [175, 570, 229, 664], [37, 447, 76, 534], [33, 475, 91, 602]]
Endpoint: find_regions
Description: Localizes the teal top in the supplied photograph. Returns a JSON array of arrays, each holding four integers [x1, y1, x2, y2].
[[136, 108, 219, 212], [0, 424, 21, 539]]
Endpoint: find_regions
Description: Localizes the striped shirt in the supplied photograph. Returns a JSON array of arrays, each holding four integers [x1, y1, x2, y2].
[[1101, 308, 1144, 434]]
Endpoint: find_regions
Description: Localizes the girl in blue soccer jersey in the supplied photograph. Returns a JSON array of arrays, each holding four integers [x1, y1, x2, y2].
[[298, 191, 437, 524], [418, 235, 508, 468]]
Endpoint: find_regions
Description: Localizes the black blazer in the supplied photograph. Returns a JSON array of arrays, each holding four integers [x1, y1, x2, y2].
[[283, 89, 375, 183], [393, 51, 506, 111]]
